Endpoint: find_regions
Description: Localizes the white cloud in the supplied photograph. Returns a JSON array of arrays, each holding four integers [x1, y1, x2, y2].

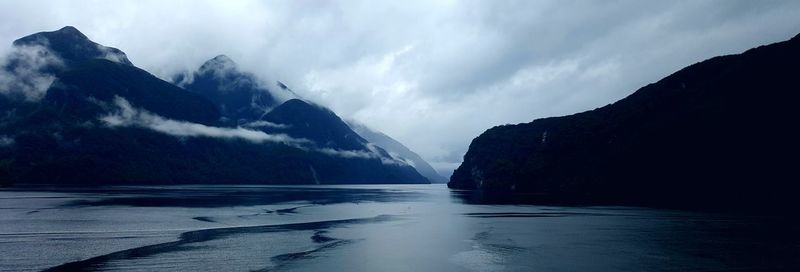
[[316, 143, 410, 166], [95, 44, 129, 64], [0, 135, 13, 147], [316, 147, 374, 160], [241, 120, 289, 129], [100, 96, 408, 165], [100, 96, 309, 145], [0, 44, 62, 101]]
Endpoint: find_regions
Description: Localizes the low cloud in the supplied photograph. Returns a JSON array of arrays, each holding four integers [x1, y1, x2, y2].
[[175, 55, 297, 108], [0, 44, 62, 101], [95, 44, 130, 65], [100, 96, 408, 166], [317, 143, 409, 166], [0, 135, 13, 147], [100, 96, 309, 145], [241, 120, 290, 129], [317, 147, 375, 159], [198, 55, 237, 80]]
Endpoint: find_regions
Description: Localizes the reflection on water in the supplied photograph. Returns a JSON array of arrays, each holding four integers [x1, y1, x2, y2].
[[0, 185, 798, 271]]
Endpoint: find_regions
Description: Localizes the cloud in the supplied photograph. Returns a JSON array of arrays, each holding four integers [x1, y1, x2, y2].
[[316, 148, 374, 159], [100, 96, 309, 145], [0, 135, 13, 147], [365, 142, 410, 166], [197, 55, 237, 79], [2, 1, 799, 175], [316, 143, 409, 166], [241, 120, 290, 129], [387, 151, 415, 168], [0, 44, 62, 101], [100, 96, 407, 165], [95, 44, 129, 64]]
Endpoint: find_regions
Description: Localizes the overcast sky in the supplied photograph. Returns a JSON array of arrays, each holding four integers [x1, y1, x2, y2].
[[2, 0, 799, 175]]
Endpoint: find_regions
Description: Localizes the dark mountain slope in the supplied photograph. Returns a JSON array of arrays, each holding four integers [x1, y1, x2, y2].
[[449, 33, 800, 208], [13, 26, 132, 68], [263, 99, 368, 151], [1, 26, 428, 185], [257, 99, 429, 183], [45, 59, 220, 125], [2, 125, 310, 185], [178, 55, 280, 125]]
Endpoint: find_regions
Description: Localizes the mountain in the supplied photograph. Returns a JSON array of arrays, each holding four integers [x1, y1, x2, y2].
[[13, 26, 132, 68], [347, 121, 448, 183], [175, 55, 284, 125], [259, 99, 428, 183], [177, 55, 429, 183], [45, 59, 220, 125], [262, 99, 367, 151], [0, 26, 428, 185], [449, 33, 800, 208]]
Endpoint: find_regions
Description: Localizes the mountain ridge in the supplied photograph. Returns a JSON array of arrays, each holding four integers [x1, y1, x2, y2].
[[0, 26, 429, 185], [177, 55, 280, 125], [13, 26, 132, 67], [448, 32, 800, 208]]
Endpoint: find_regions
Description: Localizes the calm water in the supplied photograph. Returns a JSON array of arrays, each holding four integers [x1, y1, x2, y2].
[[0, 185, 798, 271]]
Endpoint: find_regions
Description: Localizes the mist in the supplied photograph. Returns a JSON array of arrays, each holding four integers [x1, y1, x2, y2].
[[0, 45, 62, 101], [102, 96, 407, 165], [100, 96, 309, 145]]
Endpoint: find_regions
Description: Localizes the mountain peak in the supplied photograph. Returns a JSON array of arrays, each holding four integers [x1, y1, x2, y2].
[[268, 99, 326, 117], [14, 26, 89, 47], [199, 54, 237, 74], [55, 26, 87, 38], [275, 99, 322, 113], [212, 54, 234, 63], [12, 26, 132, 66], [182, 54, 279, 123]]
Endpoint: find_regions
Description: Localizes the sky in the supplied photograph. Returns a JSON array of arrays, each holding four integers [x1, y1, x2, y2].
[[1, 0, 799, 176]]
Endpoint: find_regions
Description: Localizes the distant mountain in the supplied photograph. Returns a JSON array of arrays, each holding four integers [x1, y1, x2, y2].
[[176, 54, 433, 183], [13, 26, 132, 68], [177, 55, 429, 183], [347, 121, 447, 183], [0, 26, 428, 185], [263, 99, 366, 151], [258, 99, 428, 183], [449, 33, 800, 208], [175, 55, 285, 126]]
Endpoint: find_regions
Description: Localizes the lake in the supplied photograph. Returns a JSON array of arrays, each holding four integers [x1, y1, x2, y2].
[[1, 185, 798, 271]]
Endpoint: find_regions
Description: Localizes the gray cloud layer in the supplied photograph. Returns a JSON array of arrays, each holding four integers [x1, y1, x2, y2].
[[2, 0, 799, 175]]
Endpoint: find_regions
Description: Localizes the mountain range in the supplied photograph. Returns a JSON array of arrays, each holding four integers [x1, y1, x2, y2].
[[0, 26, 442, 185], [449, 33, 800, 208]]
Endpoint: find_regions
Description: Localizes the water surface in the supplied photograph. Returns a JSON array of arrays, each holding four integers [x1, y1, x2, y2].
[[1, 185, 797, 271]]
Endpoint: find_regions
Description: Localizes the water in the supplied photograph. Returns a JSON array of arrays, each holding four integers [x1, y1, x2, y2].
[[0, 185, 797, 271]]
